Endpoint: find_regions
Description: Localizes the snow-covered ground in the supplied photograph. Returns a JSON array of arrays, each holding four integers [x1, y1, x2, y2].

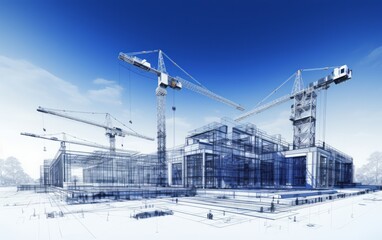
[[0, 187, 381, 240]]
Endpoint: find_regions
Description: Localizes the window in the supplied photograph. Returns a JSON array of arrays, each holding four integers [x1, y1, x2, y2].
[[341, 68, 345, 74]]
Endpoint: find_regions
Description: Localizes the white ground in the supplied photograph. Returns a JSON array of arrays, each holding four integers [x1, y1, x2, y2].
[[0, 187, 381, 240]]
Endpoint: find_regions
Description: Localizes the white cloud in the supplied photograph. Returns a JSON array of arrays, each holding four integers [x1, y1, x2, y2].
[[203, 116, 221, 123], [87, 78, 124, 105], [361, 45, 382, 67], [0, 56, 152, 178], [256, 110, 291, 140], [87, 85, 123, 105], [166, 117, 193, 147], [0, 55, 88, 105], [166, 117, 192, 129], [93, 78, 116, 85], [0, 56, 95, 178], [0, 56, 125, 107]]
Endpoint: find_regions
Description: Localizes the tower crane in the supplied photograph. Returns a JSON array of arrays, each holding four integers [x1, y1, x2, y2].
[[118, 50, 244, 186], [20, 132, 138, 154], [37, 107, 154, 153], [235, 65, 352, 150]]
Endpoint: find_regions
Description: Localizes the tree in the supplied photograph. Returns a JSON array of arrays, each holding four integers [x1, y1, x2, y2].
[[356, 152, 382, 185], [0, 159, 4, 185], [0, 157, 33, 186]]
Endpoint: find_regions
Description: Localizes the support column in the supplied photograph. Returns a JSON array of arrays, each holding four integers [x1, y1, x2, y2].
[[274, 156, 280, 188], [287, 158, 293, 186], [184, 157, 187, 187], [168, 161, 172, 186], [202, 151, 206, 189], [306, 151, 318, 189]]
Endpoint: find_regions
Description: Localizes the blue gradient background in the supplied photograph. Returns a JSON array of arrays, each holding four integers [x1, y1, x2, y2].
[[1, 0, 382, 177]]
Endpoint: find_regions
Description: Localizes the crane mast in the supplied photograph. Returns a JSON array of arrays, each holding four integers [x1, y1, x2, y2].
[[235, 65, 352, 150], [119, 50, 244, 186], [156, 50, 167, 185]]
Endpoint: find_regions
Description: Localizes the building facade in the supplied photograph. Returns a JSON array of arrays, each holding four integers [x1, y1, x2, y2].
[[169, 122, 353, 189]]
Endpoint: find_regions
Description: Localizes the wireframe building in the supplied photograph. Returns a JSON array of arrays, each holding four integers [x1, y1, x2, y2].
[[168, 121, 353, 189], [41, 121, 353, 192]]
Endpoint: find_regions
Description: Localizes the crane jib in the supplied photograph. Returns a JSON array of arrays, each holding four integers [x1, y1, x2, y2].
[[234, 65, 352, 122]]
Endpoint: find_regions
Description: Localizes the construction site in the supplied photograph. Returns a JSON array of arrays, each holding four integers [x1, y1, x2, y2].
[[16, 50, 358, 203], [3, 0, 382, 238], [5, 48, 380, 240]]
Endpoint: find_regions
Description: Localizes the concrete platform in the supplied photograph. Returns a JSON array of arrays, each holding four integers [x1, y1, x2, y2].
[[1, 187, 381, 240]]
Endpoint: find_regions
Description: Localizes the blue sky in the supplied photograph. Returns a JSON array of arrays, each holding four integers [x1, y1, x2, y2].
[[1, 0, 382, 178]]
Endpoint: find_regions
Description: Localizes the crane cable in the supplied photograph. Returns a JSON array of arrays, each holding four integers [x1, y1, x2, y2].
[[254, 67, 337, 110], [301, 66, 338, 72], [42, 114, 47, 151], [119, 62, 133, 125], [42, 108, 107, 115], [322, 88, 328, 148], [172, 90, 176, 151], [64, 132, 106, 147], [118, 62, 124, 149], [129, 64, 132, 124], [162, 51, 205, 88], [255, 72, 297, 108]]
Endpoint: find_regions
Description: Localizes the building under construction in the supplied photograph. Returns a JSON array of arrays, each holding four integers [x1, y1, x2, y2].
[[40, 119, 353, 195], [169, 121, 353, 189], [35, 51, 354, 200]]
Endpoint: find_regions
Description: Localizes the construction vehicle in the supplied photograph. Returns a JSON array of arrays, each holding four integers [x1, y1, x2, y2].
[[119, 50, 244, 186], [235, 65, 352, 150]]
